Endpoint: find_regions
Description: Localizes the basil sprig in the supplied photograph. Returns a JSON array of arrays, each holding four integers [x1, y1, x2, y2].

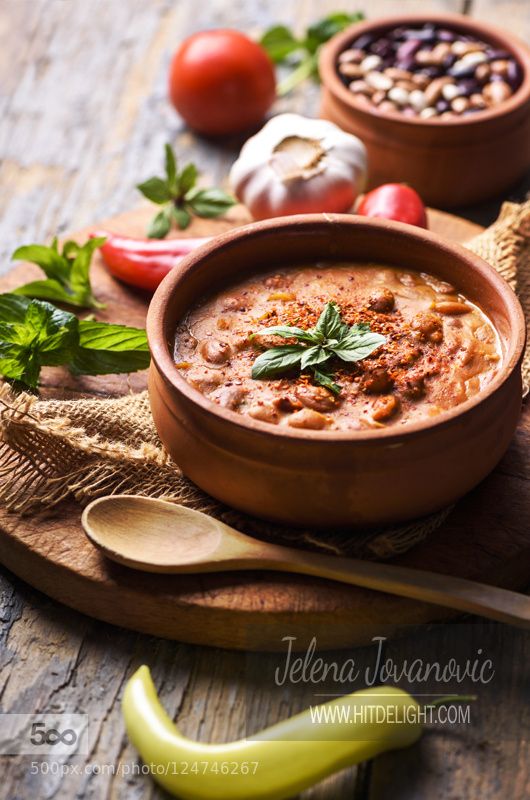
[[137, 144, 236, 238], [12, 237, 105, 310], [251, 302, 386, 394], [260, 11, 364, 95], [0, 294, 149, 390]]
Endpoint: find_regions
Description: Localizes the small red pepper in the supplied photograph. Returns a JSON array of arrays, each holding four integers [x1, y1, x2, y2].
[[92, 231, 212, 292], [356, 184, 428, 229]]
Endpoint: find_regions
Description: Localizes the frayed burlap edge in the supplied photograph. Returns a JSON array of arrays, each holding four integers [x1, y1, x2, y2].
[[0, 200, 528, 559]]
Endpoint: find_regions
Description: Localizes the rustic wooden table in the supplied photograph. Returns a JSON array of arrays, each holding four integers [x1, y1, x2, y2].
[[1, 1, 529, 798]]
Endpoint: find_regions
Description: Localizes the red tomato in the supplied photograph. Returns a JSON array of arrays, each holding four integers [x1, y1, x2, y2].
[[356, 184, 428, 228], [168, 30, 276, 136]]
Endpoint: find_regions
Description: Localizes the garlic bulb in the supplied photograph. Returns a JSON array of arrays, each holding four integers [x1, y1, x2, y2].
[[229, 113, 367, 220]]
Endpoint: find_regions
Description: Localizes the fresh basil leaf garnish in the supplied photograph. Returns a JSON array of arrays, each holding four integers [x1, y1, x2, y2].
[[251, 302, 386, 392]]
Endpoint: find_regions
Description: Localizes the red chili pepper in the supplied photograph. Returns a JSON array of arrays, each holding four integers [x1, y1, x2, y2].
[[92, 231, 212, 292], [356, 184, 428, 229]]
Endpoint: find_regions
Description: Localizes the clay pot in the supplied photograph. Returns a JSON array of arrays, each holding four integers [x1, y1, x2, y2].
[[147, 215, 525, 528], [319, 13, 530, 208]]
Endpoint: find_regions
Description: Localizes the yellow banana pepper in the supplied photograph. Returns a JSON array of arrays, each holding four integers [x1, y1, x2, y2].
[[122, 665, 423, 800]]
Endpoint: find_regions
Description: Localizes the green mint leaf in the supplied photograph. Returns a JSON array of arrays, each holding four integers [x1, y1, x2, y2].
[[177, 163, 198, 196], [300, 345, 329, 370], [13, 279, 76, 305], [172, 206, 192, 230], [251, 345, 305, 379], [71, 320, 150, 375], [147, 207, 172, 239], [330, 330, 386, 362], [260, 25, 301, 62], [69, 238, 104, 294], [11, 238, 104, 310], [137, 176, 172, 205], [305, 12, 364, 53], [0, 293, 31, 322], [313, 302, 349, 341], [186, 188, 236, 219], [165, 144, 178, 192], [312, 367, 341, 395], [12, 244, 70, 283], [0, 298, 78, 388]]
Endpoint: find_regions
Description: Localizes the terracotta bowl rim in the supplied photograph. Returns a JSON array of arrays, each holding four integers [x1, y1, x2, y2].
[[319, 11, 530, 129], [147, 214, 526, 444]]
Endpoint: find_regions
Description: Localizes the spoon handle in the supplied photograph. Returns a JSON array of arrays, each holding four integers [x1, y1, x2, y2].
[[258, 547, 530, 628]]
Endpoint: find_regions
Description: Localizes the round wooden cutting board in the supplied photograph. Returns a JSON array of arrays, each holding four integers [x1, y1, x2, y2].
[[1, 206, 529, 652]]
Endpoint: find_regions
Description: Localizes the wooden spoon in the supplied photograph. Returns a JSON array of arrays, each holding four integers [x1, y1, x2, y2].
[[81, 495, 530, 629]]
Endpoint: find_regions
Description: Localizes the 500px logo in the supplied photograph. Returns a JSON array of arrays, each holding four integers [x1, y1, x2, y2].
[[0, 714, 89, 755], [30, 722, 78, 747]]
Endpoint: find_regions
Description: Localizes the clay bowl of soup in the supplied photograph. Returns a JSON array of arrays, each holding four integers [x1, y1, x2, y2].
[[147, 215, 525, 528]]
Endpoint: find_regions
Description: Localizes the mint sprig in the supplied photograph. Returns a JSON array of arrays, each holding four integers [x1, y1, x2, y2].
[[137, 144, 236, 239], [0, 294, 149, 391], [11, 237, 106, 310], [251, 302, 385, 394], [260, 11, 364, 95]]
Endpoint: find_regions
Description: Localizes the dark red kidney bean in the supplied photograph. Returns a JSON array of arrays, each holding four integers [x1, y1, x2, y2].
[[390, 27, 407, 40], [397, 39, 422, 61], [404, 26, 435, 42], [507, 61, 522, 88], [438, 29, 457, 42], [422, 65, 443, 78], [352, 34, 374, 50], [372, 39, 393, 57], [486, 49, 511, 61], [397, 56, 417, 71], [457, 79, 479, 95], [443, 53, 457, 68]]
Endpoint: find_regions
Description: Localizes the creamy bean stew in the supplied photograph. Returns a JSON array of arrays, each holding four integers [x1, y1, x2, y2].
[[174, 264, 501, 431]]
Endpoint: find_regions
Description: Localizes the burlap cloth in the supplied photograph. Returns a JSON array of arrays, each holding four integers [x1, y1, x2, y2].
[[1, 201, 529, 560]]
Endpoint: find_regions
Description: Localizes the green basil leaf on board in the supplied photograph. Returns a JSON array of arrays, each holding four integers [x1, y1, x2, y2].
[[138, 143, 236, 239], [147, 207, 173, 239], [136, 176, 173, 205], [251, 302, 386, 393], [260, 11, 365, 95], [71, 320, 150, 375], [12, 237, 106, 310], [0, 293, 150, 391], [259, 25, 301, 62]]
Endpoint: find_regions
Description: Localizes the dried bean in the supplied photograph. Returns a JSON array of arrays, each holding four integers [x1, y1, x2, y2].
[[483, 80, 512, 104], [287, 408, 328, 430], [349, 79, 374, 96], [361, 54, 382, 72], [338, 48, 365, 64], [388, 86, 409, 106], [365, 70, 393, 90], [372, 395, 400, 422], [451, 96, 470, 113], [424, 76, 452, 105], [442, 83, 462, 101], [339, 62, 364, 78], [490, 59, 509, 77], [420, 106, 437, 118], [385, 67, 414, 81], [475, 63, 491, 82]]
